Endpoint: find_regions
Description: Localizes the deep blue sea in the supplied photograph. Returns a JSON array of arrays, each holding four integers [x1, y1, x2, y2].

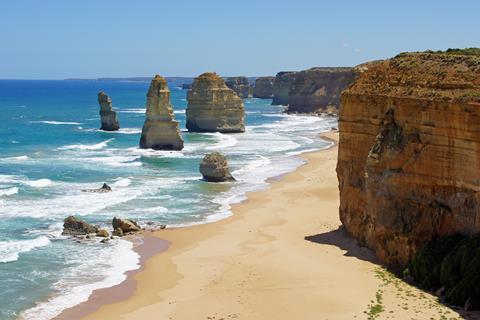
[[0, 79, 335, 319]]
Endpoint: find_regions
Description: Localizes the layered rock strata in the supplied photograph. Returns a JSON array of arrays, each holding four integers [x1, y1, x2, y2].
[[200, 152, 235, 182], [271, 71, 296, 105], [337, 51, 480, 267], [186, 73, 245, 133], [98, 91, 120, 131], [140, 75, 184, 150], [253, 76, 275, 98], [225, 76, 251, 98], [287, 67, 357, 113]]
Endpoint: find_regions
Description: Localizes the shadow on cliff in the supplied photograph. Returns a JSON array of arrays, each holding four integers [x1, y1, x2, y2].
[[305, 227, 379, 263]]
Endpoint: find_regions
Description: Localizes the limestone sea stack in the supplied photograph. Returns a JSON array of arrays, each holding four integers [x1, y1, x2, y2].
[[225, 76, 251, 98], [337, 50, 480, 267], [271, 71, 297, 105], [287, 67, 357, 114], [98, 91, 120, 131], [199, 152, 235, 182], [186, 72, 245, 133], [253, 76, 275, 98], [139, 75, 184, 150]]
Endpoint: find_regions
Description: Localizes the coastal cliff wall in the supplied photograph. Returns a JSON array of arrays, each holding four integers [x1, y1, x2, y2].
[[337, 51, 480, 267], [272, 71, 296, 105], [287, 67, 357, 113], [253, 76, 275, 98], [225, 77, 251, 98]]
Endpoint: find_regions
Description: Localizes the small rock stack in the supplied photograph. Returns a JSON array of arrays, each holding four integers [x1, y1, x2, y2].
[[98, 91, 120, 131]]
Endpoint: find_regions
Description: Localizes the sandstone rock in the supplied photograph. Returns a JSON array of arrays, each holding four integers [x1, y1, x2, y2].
[[337, 50, 480, 267], [62, 216, 98, 236], [112, 217, 141, 233], [112, 227, 124, 237], [225, 76, 251, 98], [199, 152, 235, 182], [272, 71, 297, 105], [96, 229, 110, 237], [81, 183, 112, 193], [98, 91, 120, 131], [139, 75, 184, 150], [253, 76, 275, 98], [186, 72, 245, 133], [287, 67, 357, 113]]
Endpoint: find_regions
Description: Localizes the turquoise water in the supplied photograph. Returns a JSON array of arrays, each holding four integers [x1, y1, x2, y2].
[[0, 79, 335, 319]]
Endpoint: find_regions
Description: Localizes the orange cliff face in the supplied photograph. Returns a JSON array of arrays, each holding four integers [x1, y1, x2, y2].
[[336, 50, 480, 267]]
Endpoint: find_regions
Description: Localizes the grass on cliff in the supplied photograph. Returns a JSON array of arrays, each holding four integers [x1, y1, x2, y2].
[[396, 47, 480, 58], [409, 234, 480, 309]]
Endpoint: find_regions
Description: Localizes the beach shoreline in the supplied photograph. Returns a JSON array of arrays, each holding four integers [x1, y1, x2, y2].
[[59, 131, 465, 320]]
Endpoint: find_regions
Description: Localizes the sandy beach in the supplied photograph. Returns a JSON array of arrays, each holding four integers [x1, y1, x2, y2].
[[58, 132, 465, 320]]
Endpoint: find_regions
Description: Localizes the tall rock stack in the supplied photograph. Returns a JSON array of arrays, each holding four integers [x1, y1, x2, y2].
[[186, 72, 245, 133], [287, 67, 357, 114], [337, 50, 480, 267], [98, 91, 120, 131], [271, 71, 297, 105], [225, 76, 251, 98], [253, 76, 275, 98], [139, 75, 184, 150]]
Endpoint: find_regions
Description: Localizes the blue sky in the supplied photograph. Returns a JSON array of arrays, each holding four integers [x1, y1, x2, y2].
[[0, 0, 478, 79]]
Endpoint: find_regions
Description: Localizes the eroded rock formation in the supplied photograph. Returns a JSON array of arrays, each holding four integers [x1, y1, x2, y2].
[[272, 72, 297, 105], [287, 67, 357, 113], [200, 152, 235, 182], [98, 91, 120, 131], [253, 76, 275, 98], [140, 75, 184, 150], [225, 76, 251, 98], [112, 217, 141, 233], [62, 216, 98, 236], [337, 50, 480, 267], [186, 72, 245, 133]]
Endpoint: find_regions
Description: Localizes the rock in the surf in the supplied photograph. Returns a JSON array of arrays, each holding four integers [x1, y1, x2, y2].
[[81, 183, 112, 193], [112, 217, 141, 233], [96, 229, 110, 238], [139, 75, 184, 150], [62, 216, 98, 236], [199, 152, 235, 182], [186, 72, 245, 133], [98, 91, 120, 131]]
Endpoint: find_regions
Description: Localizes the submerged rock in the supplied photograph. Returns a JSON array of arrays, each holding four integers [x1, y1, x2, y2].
[[225, 76, 251, 98], [186, 72, 245, 133], [62, 216, 98, 236], [112, 217, 141, 233], [272, 71, 297, 105], [98, 91, 120, 131], [140, 75, 184, 150], [199, 152, 235, 182], [81, 183, 112, 193], [253, 76, 275, 98]]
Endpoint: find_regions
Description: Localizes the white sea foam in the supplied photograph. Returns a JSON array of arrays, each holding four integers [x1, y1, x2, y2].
[[24, 179, 53, 188], [118, 108, 145, 114], [20, 239, 139, 320], [112, 178, 132, 187], [205, 132, 238, 150], [58, 138, 114, 151], [4, 155, 29, 161], [30, 121, 82, 125], [0, 236, 50, 263], [174, 109, 186, 114], [0, 187, 19, 197]]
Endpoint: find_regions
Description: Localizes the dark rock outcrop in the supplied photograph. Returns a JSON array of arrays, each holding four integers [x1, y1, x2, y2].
[[81, 183, 112, 193], [62, 216, 98, 235], [112, 217, 141, 233], [287, 67, 357, 113], [186, 73, 245, 133], [140, 75, 184, 150], [98, 91, 120, 131], [225, 77, 251, 98], [272, 72, 297, 105], [199, 152, 235, 182], [337, 50, 480, 267], [253, 76, 275, 98]]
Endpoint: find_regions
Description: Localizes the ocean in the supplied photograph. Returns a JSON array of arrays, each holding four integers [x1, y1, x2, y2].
[[0, 79, 336, 319]]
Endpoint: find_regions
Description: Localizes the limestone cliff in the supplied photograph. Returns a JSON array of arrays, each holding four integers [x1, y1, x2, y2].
[[225, 76, 251, 98], [272, 72, 296, 105], [186, 72, 245, 133], [253, 76, 275, 98], [140, 75, 184, 150], [337, 50, 480, 267], [98, 91, 120, 131], [287, 67, 357, 113]]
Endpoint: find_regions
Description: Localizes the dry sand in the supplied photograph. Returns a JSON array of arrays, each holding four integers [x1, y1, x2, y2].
[[60, 132, 466, 320]]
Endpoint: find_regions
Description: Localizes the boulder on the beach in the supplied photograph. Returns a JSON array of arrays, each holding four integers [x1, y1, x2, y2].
[[98, 91, 120, 131], [199, 152, 235, 182], [112, 227, 124, 237], [96, 229, 110, 238], [81, 183, 112, 193], [62, 216, 98, 236], [112, 217, 141, 233]]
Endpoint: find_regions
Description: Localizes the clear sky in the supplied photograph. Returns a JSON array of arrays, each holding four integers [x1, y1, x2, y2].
[[1, 0, 478, 79]]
